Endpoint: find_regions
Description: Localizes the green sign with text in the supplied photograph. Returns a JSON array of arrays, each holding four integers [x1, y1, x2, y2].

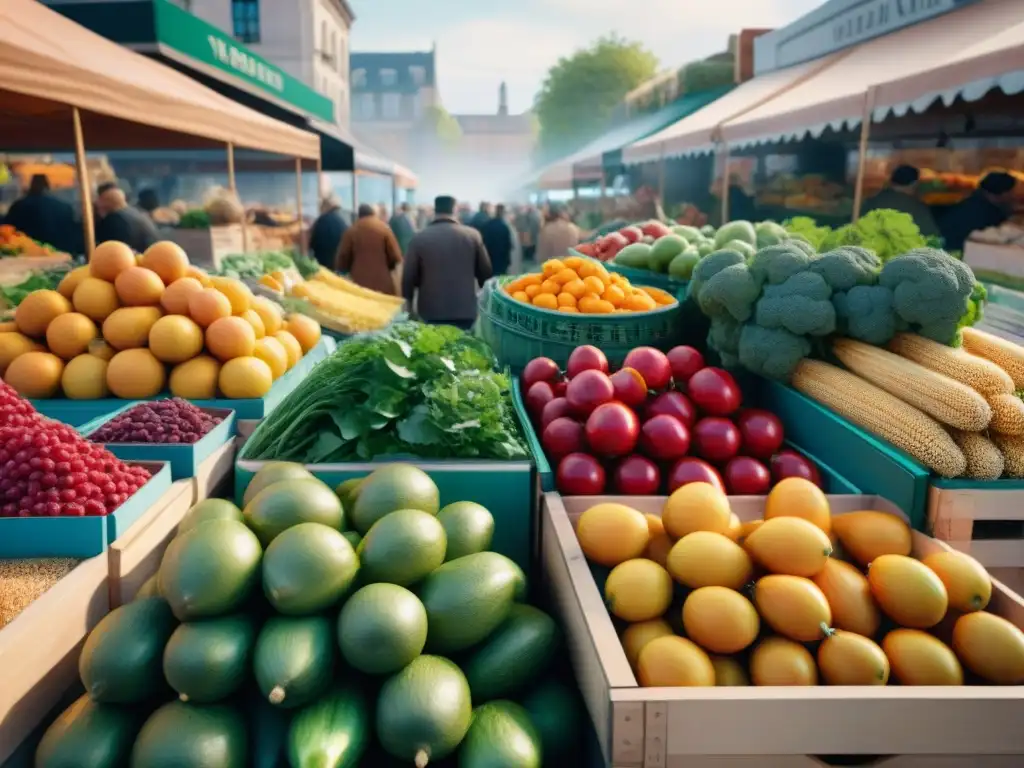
[[152, 0, 334, 122]]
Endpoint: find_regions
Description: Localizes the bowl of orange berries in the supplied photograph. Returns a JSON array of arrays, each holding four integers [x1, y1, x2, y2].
[[502, 257, 678, 316]]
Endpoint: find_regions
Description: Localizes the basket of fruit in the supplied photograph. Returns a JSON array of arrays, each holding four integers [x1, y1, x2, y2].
[[478, 257, 683, 373]]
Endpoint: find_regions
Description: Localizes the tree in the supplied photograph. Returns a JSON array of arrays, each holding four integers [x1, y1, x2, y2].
[[419, 105, 462, 147], [534, 36, 658, 162]]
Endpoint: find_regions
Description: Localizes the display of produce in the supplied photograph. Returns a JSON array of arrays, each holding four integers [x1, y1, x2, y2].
[[0, 225, 62, 257], [283, 268, 405, 334], [0, 239, 322, 401], [502, 256, 677, 314], [0, 382, 151, 517], [213, 251, 298, 280], [89, 399, 223, 444], [574, 479, 1024, 687], [33, 463, 581, 767], [242, 321, 529, 462], [0, 267, 71, 308], [970, 222, 1024, 247], [521, 344, 822, 496], [756, 174, 852, 217], [0, 557, 79, 628]]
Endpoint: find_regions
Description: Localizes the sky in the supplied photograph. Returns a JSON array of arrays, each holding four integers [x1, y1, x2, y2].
[[348, 0, 825, 115]]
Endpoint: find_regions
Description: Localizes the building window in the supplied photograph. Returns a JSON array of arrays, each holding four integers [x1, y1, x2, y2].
[[379, 68, 397, 87], [352, 68, 366, 88], [231, 0, 260, 43], [355, 93, 375, 120], [381, 93, 401, 119], [412, 91, 423, 119], [409, 66, 426, 87]]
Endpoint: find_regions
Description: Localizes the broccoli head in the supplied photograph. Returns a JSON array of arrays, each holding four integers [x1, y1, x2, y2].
[[787, 236, 818, 258], [748, 241, 814, 286], [687, 248, 746, 305], [697, 263, 762, 323], [879, 248, 976, 345], [808, 246, 881, 292], [754, 271, 836, 337], [738, 324, 812, 381], [707, 315, 743, 358], [832, 285, 900, 345], [755, 220, 789, 249]]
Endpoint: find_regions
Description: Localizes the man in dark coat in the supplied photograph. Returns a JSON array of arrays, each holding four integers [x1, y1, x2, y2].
[[95, 186, 159, 253], [402, 195, 492, 330], [308, 195, 349, 270], [480, 204, 513, 276], [388, 202, 417, 255], [4, 174, 79, 254], [941, 172, 1018, 252], [470, 202, 492, 231]]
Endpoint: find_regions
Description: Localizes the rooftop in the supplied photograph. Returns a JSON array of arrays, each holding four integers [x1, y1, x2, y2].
[[454, 112, 536, 135], [350, 50, 436, 91]]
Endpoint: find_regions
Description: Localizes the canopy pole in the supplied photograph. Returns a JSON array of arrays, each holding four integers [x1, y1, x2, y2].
[[227, 142, 248, 254], [719, 143, 731, 224], [295, 158, 304, 252], [657, 146, 666, 205], [72, 107, 96, 259], [852, 89, 876, 223]]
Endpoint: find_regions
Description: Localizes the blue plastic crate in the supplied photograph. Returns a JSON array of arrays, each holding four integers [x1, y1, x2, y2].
[[78, 407, 237, 480], [0, 462, 172, 557], [235, 459, 536, 574], [511, 378, 858, 496], [32, 336, 335, 426]]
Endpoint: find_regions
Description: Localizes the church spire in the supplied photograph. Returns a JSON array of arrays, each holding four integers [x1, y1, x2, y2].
[[498, 81, 508, 116]]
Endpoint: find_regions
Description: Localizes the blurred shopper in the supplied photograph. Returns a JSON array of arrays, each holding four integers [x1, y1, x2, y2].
[[481, 204, 516, 276], [389, 202, 417, 255], [457, 203, 473, 225], [416, 205, 431, 230], [861, 165, 939, 237], [336, 203, 402, 295], [536, 204, 580, 263], [95, 185, 159, 253], [402, 195, 492, 330], [4, 174, 79, 253], [470, 202, 492, 230], [308, 194, 349, 270], [376, 203, 389, 222], [516, 205, 541, 265], [941, 171, 1018, 252], [137, 188, 160, 218]]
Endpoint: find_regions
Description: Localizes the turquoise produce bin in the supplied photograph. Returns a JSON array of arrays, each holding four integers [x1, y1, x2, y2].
[[512, 378, 858, 495], [749, 377, 930, 529], [78, 407, 237, 480], [235, 459, 536, 573], [0, 462, 172, 557], [32, 336, 335, 426]]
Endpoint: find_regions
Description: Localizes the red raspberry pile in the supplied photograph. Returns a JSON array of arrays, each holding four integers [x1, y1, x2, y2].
[[92, 398, 221, 444], [0, 386, 151, 518]]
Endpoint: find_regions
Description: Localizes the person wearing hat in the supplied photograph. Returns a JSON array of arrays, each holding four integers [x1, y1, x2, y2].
[[941, 171, 1018, 252], [861, 165, 939, 237], [402, 195, 492, 330], [336, 203, 402, 295], [3, 174, 79, 254]]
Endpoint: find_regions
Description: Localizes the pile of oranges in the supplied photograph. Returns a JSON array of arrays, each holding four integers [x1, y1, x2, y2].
[[504, 257, 677, 314]]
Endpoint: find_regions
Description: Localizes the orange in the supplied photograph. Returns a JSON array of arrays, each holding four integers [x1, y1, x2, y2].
[[241, 309, 266, 339], [576, 502, 650, 567], [539, 279, 561, 295], [0, 333, 38, 376], [90, 241, 137, 281], [682, 586, 760, 654], [15, 290, 72, 337], [140, 242, 189, 285], [609, 272, 627, 285], [578, 261, 600, 278], [253, 336, 289, 379], [662, 482, 732, 539], [185, 266, 212, 287], [219, 356, 274, 398], [582, 299, 615, 314], [557, 306, 579, 313], [624, 293, 657, 312], [250, 297, 284, 335], [505, 278, 525, 293], [72, 278, 120, 322], [274, 330, 302, 369], [161, 277, 204, 315], [512, 290, 529, 303], [602, 285, 626, 307], [577, 296, 599, 313], [750, 636, 818, 686], [4, 352, 64, 398], [105, 348, 166, 399], [188, 288, 232, 327], [57, 266, 91, 301], [518, 274, 542, 287], [524, 285, 542, 299], [285, 313, 321, 352], [61, 354, 109, 400], [149, 315, 204, 363], [563, 256, 583, 270], [763, 476, 831, 533], [562, 279, 586, 298], [114, 266, 165, 307], [205, 316, 256, 361], [553, 268, 578, 285], [637, 636, 715, 687], [541, 259, 564, 277], [556, 292, 577, 308], [532, 293, 558, 311], [45, 313, 97, 360], [169, 355, 220, 399], [621, 619, 674, 669], [583, 276, 605, 295], [210, 277, 253, 315], [102, 307, 163, 350]]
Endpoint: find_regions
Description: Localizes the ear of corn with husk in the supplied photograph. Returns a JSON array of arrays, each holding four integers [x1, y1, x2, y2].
[[949, 430, 1005, 480], [962, 327, 1024, 388], [887, 332, 1014, 396]]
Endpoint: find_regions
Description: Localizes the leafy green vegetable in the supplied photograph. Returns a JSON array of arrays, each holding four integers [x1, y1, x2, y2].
[[819, 209, 926, 263], [178, 210, 211, 229], [241, 322, 528, 463], [290, 252, 322, 280], [214, 251, 296, 279], [0, 268, 69, 307], [781, 216, 831, 250]]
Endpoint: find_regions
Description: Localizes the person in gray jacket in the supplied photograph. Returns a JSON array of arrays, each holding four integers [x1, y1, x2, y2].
[[402, 195, 493, 330]]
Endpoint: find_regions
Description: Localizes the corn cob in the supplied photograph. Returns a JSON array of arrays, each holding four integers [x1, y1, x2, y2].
[[961, 327, 1024, 388], [791, 359, 966, 478], [288, 281, 401, 333], [887, 333, 1014, 396], [992, 433, 1024, 478], [314, 269, 405, 305], [987, 393, 1024, 435], [949, 430, 1004, 480], [832, 338, 992, 432]]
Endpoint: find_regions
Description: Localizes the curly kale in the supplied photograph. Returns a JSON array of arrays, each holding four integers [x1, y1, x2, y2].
[[698, 263, 762, 323], [782, 216, 831, 250], [820, 209, 926, 263], [754, 271, 836, 337], [879, 248, 977, 345], [738, 324, 812, 381], [748, 241, 814, 286], [808, 246, 881, 292], [687, 248, 746, 305], [832, 285, 901, 345]]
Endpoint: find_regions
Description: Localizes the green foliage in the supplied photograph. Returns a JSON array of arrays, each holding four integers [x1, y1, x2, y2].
[[178, 209, 211, 229], [0, 268, 68, 307], [213, 251, 296, 280], [781, 216, 830, 250], [242, 322, 528, 463], [420, 105, 463, 145], [820, 209, 926, 263], [535, 36, 658, 159]]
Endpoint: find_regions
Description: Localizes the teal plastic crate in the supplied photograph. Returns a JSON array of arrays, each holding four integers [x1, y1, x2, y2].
[[512, 377, 858, 495], [0, 462, 172, 557], [749, 377, 930, 529], [78, 406, 237, 480], [235, 459, 536, 573], [605, 261, 689, 298], [32, 336, 335, 426]]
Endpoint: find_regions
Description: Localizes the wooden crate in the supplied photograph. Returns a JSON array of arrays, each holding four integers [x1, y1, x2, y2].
[[162, 225, 244, 269], [107, 479, 193, 609], [928, 485, 1024, 568], [0, 555, 108, 764], [542, 492, 1024, 768], [191, 438, 237, 505]]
